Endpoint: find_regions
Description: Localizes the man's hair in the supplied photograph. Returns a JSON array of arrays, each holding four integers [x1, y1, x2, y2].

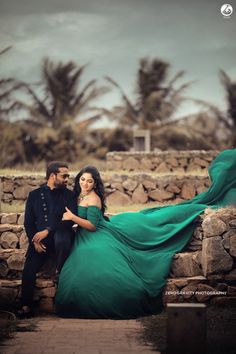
[[46, 161, 68, 180]]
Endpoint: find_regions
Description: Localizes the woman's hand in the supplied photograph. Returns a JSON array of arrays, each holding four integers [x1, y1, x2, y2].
[[62, 207, 75, 221]]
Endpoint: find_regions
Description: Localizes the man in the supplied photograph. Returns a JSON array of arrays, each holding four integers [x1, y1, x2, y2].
[[17, 161, 77, 318]]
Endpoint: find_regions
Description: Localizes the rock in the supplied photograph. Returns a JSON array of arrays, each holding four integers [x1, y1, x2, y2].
[[216, 283, 228, 291], [0, 279, 21, 287], [3, 181, 14, 193], [163, 283, 179, 304], [180, 183, 196, 200], [140, 158, 154, 170], [19, 231, 29, 249], [202, 236, 233, 276], [229, 235, 236, 257], [222, 230, 233, 250], [171, 252, 202, 277], [195, 284, 215, 302], [122, 179, 138, 192], [106, 161, 122, 170], [229, 219, 236, 228], [142, 179, 156, 190], [38, 287, 56, 298], [202, 217, 227, 238], [123, 157, 139, 171], [36, 279, 54, 288], [155, 162, 170, 173], [39, 298, 54, 312], [18, 213, 25, 225], [224, 268, 236, 281], [132, 184, 148, 204], [181, 284, 198, 299], [0, 224, 13, 232], [0, 232, 18, 249], [7, 250, 26, 270], [196, 185, 207, 194], [0, 287, 18, 304], [178, 158, 188, 167], [106, 191, 131, 206], [148, 189, 174, 202], [0, 262, 9, 277], [193, 157, 209, 167], [165, 157, 179, 167], [13, 186, 34, 200], [166, 183, 181, 194], [11, 225, 24, 232], [2, 194, 13, 202], [110, 182, 124, 192], [1, 213, 18, 224], [227, 286, 236, 296], [210, 296, 236, 307], [0, 249, 15, 261]]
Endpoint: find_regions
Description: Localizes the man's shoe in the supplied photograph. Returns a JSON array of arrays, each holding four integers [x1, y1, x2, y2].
[[16, 308, 34, 319]]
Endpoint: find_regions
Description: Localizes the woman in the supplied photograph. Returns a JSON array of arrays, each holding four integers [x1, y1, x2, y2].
[[55, 149, 236, 318]]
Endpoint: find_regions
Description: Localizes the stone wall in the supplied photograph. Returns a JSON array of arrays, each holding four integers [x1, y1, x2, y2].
[[0, 174, 210, 206], [106, 150, 218, 172], [0, 208, 236, 312]]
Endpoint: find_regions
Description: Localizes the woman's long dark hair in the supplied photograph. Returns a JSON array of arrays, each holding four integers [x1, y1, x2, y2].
[[73, 165, 107, 214]]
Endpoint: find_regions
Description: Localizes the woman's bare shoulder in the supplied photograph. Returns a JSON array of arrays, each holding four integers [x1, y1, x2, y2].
[[87, 193, 102, 209]]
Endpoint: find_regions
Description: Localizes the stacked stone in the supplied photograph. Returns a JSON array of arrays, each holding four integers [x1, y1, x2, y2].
[[1, 175, 210, 206], [164, 208, 236, 306], [104, 175, 210, 206], [0, 212, 55, 312], [0, 209, 236, 311], [106, 150, 218, 172]]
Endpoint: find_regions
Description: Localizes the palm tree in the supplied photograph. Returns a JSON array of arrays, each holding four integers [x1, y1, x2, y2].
[[104, 57, 192, 129], [0, 58, 109, 129], [191, 69, 236, 146]]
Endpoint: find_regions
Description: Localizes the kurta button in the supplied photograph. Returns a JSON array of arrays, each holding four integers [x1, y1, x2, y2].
[[43, 208, 47, 211], [43, 203, 46, 206]]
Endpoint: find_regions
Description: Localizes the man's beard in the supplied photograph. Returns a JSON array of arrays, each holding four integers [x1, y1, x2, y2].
[[55, 181, 67, 189]]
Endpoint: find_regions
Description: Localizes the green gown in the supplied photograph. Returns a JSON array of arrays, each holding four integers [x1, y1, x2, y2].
[[55, 149, 236, 318]]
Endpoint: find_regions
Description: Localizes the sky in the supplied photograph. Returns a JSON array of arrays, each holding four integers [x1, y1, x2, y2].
[[0, 0, 236, 125]]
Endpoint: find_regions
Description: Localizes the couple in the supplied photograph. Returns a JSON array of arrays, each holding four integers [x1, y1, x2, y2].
[[19, 149, 236, 319]]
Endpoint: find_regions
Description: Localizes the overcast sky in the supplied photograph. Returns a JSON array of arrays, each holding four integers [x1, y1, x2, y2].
[[0, 0, 236, 124]]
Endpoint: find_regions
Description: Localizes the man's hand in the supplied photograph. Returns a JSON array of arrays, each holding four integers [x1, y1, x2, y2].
[[33, 241, 46, 253], [32, 229, 49, 243]]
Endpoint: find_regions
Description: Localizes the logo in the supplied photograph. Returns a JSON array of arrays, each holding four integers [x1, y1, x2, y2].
[[221, 4, 233, 17]]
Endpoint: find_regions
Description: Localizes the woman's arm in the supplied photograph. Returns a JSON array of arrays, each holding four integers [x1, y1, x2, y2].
[[62, 207, 96, 231]]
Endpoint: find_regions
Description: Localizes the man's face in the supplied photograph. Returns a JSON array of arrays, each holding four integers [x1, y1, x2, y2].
[[53, 167, 70, 188]]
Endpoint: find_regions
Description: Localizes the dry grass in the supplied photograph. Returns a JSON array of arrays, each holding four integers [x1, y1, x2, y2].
[[0, 203, 25, 213]]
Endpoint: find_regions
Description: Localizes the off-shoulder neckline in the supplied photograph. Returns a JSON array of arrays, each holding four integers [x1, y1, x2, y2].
[[78, 205, 102, 211]]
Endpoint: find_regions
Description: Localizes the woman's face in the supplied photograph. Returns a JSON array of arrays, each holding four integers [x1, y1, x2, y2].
[[79, 172, 95, 193]]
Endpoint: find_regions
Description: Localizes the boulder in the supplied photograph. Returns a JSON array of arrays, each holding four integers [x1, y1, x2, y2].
[[7, 250, 26, 270], [106, 191, 131, 206], [202, 236, 233, 276], [0, 232, 18, 249], [1, 213, 18, 224], [123, 157, 139, 171], [180, 183, 196, 200], [142, 179, 156, 190], [132, 184, 148, 204], [13, 186, 34, 200], [202, 217, 228, 237], [148, 189, 174, 202], [122, 179, 138, 192], [171, 252, 202, 277], [229, 235, 236, 257], [195, 284, 215, 302]]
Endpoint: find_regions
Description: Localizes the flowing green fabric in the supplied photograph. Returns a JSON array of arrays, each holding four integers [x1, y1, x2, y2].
[[55, 149, 236, 318]]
